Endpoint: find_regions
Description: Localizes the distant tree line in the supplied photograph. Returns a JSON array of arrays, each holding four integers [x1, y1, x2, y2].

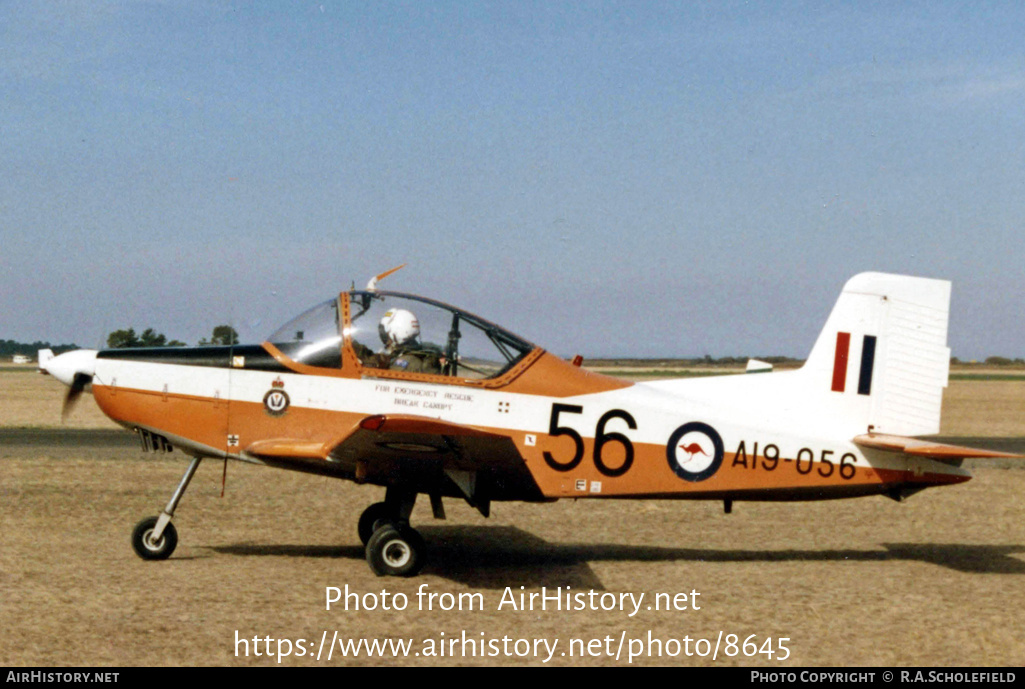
[[106, 328, 186, 348], [588, 355, 805, 367], [951, 356, 1025, 366], [5, 332, 1023, 363], [0, 339, 79, 357], [592, 355, 1025, 367], [199, 325, 240, 346], [105, 325, 239, 349], [1, 326, 242, 357]]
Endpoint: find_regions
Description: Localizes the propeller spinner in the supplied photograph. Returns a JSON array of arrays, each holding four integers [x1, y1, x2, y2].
[[42, 349, 98, 422]]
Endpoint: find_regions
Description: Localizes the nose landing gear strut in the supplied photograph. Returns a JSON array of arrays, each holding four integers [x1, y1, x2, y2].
[[131, 456, 202, 560]]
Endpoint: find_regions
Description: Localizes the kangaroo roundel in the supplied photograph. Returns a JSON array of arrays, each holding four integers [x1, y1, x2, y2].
[[666, 422, 724, 482]]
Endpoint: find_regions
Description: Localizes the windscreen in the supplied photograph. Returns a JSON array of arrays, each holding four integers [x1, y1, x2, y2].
[[266, 298, 342, 368]]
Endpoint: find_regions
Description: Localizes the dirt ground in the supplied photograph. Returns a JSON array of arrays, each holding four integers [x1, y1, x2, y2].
[[0, 370, 120, 430], [2, 370, 1024, 666]]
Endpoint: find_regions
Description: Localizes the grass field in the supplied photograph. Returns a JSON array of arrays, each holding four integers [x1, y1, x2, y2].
[[2, 366, 1023, 666]]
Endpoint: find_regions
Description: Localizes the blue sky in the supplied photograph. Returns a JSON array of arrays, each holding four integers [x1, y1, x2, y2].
[[2, 2, 1023, 358]]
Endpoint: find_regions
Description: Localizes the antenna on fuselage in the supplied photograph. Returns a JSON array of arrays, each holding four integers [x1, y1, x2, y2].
[[366, 263, 407, 292]]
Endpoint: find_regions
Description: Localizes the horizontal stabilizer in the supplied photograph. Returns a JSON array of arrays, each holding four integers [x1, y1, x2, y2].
[[853, 433, 1023, 460]]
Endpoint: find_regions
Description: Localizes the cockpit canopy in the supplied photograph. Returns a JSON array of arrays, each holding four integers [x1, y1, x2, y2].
[[266, 291, 535, 379]]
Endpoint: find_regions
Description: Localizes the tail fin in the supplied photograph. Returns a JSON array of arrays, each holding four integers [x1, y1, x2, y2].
[[802, 272, 951, 436], [642, 272, 952, 438]]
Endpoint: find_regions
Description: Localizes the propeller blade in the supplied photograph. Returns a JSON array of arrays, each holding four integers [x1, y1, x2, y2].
[[61, 372, 92, 422]]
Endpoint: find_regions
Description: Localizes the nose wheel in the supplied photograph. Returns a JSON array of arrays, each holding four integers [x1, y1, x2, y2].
[[130, 456, 201, 562], [131, 516, 178, 559]]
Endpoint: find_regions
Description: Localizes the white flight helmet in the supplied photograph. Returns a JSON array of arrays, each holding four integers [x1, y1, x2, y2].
[[378, 308, 420, 347]]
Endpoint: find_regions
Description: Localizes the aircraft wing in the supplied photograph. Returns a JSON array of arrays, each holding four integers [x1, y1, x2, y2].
[[852, 433, 1023, 460], [244, 414, 545, 505]]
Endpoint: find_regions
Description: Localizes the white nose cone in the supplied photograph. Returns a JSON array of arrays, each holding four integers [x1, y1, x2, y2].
[[44, 349, 98, 387]]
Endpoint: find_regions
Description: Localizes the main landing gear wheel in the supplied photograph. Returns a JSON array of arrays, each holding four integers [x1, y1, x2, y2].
[[358, 502, 395, 546], [131, 516, 178, 560], [365, 523, 426, 577]]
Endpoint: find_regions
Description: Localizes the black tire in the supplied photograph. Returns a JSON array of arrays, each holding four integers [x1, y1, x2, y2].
[[365, 524, 425, 577], [131, 516, 178, 560], [357, 502, 395, 546]]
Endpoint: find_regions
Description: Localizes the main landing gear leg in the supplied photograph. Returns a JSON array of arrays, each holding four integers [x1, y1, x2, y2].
[[362, 488, 426, 577], [131, 456, 202, 560]]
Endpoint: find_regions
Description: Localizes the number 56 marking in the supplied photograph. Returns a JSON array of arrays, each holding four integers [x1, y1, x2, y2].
[[543, 404, 637, 477]]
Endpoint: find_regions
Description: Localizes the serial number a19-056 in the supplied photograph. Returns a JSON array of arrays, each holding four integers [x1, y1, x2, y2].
[[731, 441, 858, 480]]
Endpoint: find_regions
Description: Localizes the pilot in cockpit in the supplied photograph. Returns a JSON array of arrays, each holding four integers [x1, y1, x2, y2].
[[355, 308, 443, 374]]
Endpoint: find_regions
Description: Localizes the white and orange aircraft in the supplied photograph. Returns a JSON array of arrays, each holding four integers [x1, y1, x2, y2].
[[43, 268, 1018, 576]]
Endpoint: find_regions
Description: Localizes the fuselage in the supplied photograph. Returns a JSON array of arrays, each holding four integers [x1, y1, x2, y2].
[[88, 334, 970, 504]]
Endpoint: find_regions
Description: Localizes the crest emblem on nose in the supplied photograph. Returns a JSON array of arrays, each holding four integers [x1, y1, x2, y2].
[[263, 379, 290, 416]]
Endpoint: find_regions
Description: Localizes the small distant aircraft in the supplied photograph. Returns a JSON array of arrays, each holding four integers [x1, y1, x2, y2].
[[43, 268, 1019, 576]]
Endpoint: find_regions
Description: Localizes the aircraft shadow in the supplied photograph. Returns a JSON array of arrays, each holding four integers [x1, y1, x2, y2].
[[211, 527, 1025, 589]]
